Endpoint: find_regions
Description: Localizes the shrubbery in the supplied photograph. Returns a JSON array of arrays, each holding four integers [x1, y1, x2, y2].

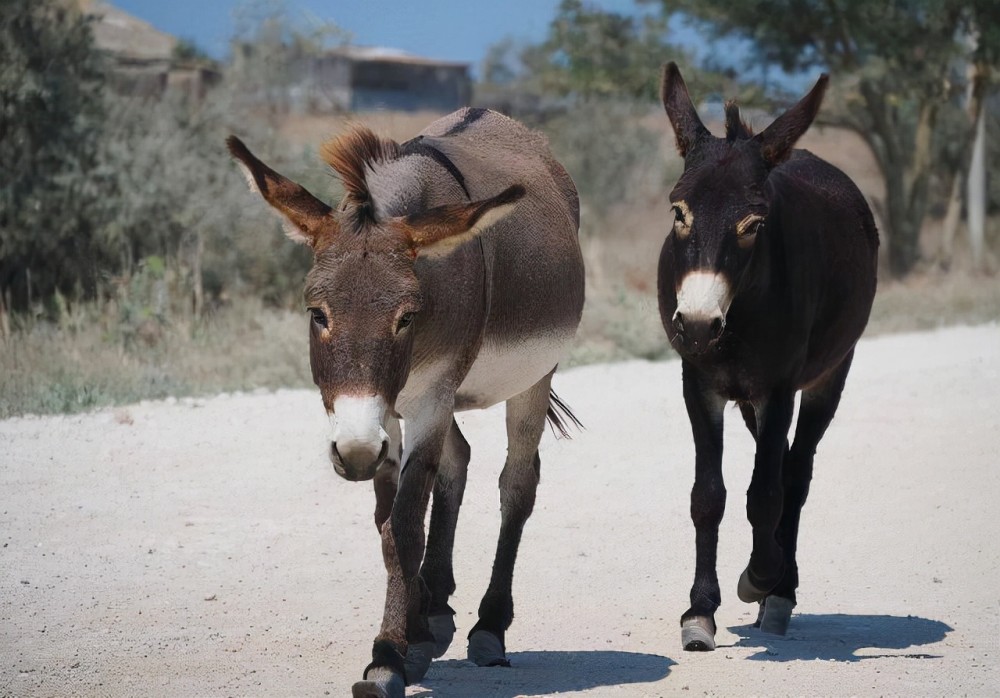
[[0, 0, 331, 325], [2, 0, 997, 418]]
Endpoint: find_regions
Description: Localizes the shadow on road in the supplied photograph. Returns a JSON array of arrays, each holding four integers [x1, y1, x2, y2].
[[725, 613, 952, 661], [411, 650, 674, 697]]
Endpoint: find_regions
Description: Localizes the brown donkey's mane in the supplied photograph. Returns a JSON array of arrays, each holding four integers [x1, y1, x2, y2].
[[321, 127, 401, 230]]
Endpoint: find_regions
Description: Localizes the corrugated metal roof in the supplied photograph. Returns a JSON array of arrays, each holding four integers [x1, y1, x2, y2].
[[333, 45, 469, 68]]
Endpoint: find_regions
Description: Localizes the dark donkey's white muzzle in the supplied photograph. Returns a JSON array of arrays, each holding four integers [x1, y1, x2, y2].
[[330, 395, 390, 481], [673, 270, 733, 353]]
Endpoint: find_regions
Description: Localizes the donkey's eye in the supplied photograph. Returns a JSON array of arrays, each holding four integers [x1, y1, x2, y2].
[[671, 201, 692, 238], [309, 307, 328, 328], [396, 312, 415, 333], [735, 214, 764, 248], [736, 214, 765, 238]]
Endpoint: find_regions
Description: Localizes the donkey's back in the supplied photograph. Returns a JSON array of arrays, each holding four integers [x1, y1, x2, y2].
[[403, 108, 586, 410], [418, 107, 579, 216]]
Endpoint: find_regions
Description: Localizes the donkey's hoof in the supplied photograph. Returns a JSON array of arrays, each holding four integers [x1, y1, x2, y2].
[[468, 630, 510, 667], [756, 596, 795, 635], [737, 566, 772, 603], [681, 616, 716, 651], [428, 613, 456, 658], [404, 641, 434, 683], [352, 667, 405, 698]]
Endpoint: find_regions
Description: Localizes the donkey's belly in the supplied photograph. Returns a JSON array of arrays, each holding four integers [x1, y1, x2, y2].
[[454, 328, 575, 410]]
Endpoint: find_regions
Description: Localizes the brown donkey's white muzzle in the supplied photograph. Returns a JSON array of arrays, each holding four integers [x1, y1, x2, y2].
[[330, 395, 390, 481]]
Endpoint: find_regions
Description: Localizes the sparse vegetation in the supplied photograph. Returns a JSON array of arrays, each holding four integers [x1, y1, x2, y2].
[[4, 269, 998, 419], [0, 298, 312, 418], [0, 0, 997, 419], [1, 0, 110, 309]]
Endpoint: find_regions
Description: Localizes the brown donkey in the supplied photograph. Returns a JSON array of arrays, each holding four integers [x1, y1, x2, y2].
[[227, 108, 584, 698]]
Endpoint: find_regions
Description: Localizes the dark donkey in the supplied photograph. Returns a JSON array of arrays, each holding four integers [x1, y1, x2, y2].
[[657, 64, 878, 651], [227, 108, 584, 697]]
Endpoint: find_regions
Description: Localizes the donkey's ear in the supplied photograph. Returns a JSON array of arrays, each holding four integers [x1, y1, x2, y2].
[[226, 136, 335, 247], [754, 74, 829, 166], [401, 185, 525, 255], [660, 62, 709, 157]]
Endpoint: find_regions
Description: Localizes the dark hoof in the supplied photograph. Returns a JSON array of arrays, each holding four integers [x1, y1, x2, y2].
[[737, 565, 780, 603], [427, 613, 456, 658], [404, 641, 434, 683], [352, 667, 405, 698], [467, 630, 510, 667], [681, 617, 716, 651], [756, 596, 795, 635]]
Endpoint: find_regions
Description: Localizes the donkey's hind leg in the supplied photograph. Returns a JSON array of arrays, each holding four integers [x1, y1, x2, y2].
[[467, 370, 555, 667], [758, 349, 856, 635]]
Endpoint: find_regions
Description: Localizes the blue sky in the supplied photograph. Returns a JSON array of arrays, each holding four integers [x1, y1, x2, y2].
[[110, 0, 811, 91], [113, 0, 651, 68]]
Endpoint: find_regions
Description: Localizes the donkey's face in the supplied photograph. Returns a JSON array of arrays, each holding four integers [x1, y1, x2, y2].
[[666, 141, 770, 351], [303, 229, 419, 480], [227, 134, 522, 480], [660, 63, 828, 354]]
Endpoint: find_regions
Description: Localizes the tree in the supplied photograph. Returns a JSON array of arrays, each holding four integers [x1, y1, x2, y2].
[[938, 19, 997, 271], [957, 4, 1000, 271], [520, 0, 674, 101], [229, 0, 352, 118], [0, 0, 110, 312], [172, 38, 213, 64], [0, 0, 340, 326], [654, 0, 999, 277], [478, 1, 698, 223]]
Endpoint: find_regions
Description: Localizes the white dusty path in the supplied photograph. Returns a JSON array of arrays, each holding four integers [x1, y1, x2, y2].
[[2, 325, 999, 697]]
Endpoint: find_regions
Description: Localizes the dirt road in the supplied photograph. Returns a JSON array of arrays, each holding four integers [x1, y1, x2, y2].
[[3, 325, 999, 696]]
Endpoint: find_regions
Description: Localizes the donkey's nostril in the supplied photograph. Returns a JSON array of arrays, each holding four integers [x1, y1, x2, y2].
[[673, 312, 686, 335], [710, 316, 724, 338], [330, 437, 388, 481]]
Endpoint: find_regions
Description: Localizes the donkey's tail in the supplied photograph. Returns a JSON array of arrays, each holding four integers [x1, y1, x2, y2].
[[546, 389, 583, 439]]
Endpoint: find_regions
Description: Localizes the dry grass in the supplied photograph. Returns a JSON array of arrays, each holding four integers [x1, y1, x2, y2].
[[1, 271, 996, 419], [569, 268, 1000, 368], [2, 109, 996, 419], [563, 114, 999, 364], [0, 299, 312, 419], [867, 272, 1000, 334], [278, 110, 451, 149]]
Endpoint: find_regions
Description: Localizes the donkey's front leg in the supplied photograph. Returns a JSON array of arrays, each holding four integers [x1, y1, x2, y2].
[[372, 417, 403, 531], [737, 388, 795, 605], [418, 419, 471, 659], [680, 361, 727, 652], [353, 419, 448, 698]]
